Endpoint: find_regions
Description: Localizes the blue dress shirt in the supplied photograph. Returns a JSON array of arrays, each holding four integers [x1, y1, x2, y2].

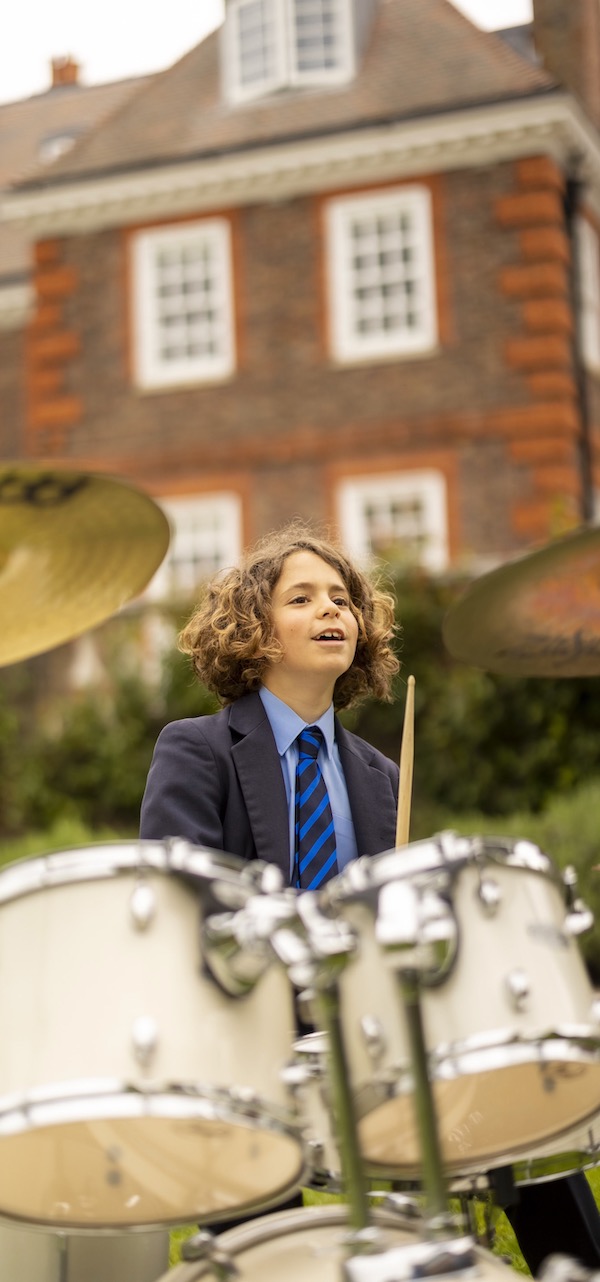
[[259, 686, 358, 879]]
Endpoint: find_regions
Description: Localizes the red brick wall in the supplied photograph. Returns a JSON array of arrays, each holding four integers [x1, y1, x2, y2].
[[22, 156, 588, 560], [0, 327, 26, 457]]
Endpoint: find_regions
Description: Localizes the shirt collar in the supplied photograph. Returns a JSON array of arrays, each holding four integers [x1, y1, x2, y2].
[[259, 686, 335, 758]]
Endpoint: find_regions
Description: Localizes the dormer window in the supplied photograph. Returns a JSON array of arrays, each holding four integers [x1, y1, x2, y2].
[[224, 0, 356, 103]]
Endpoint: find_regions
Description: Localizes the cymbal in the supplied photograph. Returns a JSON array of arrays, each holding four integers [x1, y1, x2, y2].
[[442, 526, 600, 677], [0, 465, 170, 667]]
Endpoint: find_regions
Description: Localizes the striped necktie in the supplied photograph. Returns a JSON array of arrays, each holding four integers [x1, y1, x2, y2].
[[294, 726, 338, 891]]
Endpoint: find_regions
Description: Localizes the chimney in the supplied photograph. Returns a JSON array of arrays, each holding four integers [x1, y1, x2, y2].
[[532, 0, 600, 129], [50, 56, 80, 89]]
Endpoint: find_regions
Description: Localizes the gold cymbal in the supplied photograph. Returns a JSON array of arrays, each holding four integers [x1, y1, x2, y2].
[[442, 526, 600, 677], [0, 465, 170, 667]]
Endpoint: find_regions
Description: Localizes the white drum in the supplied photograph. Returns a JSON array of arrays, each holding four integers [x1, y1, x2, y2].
[[0, 1222, 169, 1282], [160, 1204, 518, 1282], [0, 842, 305, 1228], [320, 834, 600, 1178]]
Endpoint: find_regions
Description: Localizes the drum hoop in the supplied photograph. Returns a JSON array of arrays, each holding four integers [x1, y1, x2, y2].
[[210, 1202, 424, 1252], [353, 1032, 600, 1123], [0, 841, 252, 908], [0, 1080, 303, 1141], [322, 833, 558, 907]]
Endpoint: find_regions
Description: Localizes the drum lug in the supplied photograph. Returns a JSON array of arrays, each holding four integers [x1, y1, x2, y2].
[[563, 867, 594, 936], [505, 967, 530, 1010], [129, 881, 156, 930], [477, 876, 502, 916], [131, 1014, 159, 1067], [360, 1015, 387, 1063], [182, 1231, 237, 1278]]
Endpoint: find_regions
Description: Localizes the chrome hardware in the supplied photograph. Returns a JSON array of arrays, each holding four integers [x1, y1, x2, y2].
[[563, 865, 594, 936], [477, 876, 502, 915], [129, 881, 156, 930], [131, 1015, 158, 1067], [360, 1015, 387, 1062], [375, 879, 457, 981], [181, 1231, 237, 1278], [182, 1231, 215, 1262], [343, 1234, 476, 1281], [506, 968, 530, 1011]]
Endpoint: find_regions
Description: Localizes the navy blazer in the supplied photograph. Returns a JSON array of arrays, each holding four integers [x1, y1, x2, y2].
[[140, 691, 399, 881]]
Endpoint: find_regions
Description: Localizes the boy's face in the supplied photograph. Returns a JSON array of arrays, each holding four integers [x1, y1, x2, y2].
[[265, 549, 359, 695]]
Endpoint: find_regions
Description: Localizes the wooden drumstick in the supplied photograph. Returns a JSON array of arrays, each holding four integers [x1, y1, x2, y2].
[[396, 674, 415, 847]]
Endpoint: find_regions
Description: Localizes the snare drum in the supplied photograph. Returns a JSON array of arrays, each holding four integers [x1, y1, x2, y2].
[[161, 1204, 517, 1282], [0, 842, 304, 1228], [320, 834, 600, 1178]]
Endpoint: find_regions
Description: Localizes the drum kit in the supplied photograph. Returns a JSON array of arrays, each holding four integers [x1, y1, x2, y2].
[[0, 474, 598, 1281]]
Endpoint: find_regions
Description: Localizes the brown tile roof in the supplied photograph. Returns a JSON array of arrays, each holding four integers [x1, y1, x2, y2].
[[0, 74, 150, 278], [14, 0, 555, 191]]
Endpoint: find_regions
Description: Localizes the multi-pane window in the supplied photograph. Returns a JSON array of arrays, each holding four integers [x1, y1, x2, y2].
[[326, 186, 438, 363], [337, 472, 448, 572], [236, 0, 283, 92], [292, 0, 347, 74], [225, 0, 353, 102], [145, 494, 242, 601], [577, 215, 600, 372], [132, 220, 235, 389]]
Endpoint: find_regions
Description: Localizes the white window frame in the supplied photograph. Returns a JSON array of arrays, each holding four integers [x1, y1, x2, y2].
[[337, 471, 448, 572], [132, 220, 236, 391], [326, 186, 438, 364], [577, 215, 600, 373], [225, 0, 354, 103], [145, 493, 242, 601]]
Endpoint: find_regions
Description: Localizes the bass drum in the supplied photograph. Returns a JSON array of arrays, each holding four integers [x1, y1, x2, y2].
[[0, 842, 304, 1228], [162, 1204, 518, 1282]]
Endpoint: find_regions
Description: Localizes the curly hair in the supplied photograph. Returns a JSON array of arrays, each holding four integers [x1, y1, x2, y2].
[[179, 522, 400, 710]]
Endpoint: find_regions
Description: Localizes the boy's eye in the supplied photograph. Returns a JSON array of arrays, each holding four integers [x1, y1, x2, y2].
[[333, 596, 349, 607]]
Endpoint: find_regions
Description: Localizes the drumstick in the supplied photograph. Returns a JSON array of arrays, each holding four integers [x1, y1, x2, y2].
[[396, 674, 415, 847]]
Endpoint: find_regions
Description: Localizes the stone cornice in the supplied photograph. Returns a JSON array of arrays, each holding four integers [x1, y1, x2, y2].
[[2, 92, 600, 236]]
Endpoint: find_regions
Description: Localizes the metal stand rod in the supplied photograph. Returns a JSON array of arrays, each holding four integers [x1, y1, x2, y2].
[[315, 983, 371, 1233], [398, 969, 448, 1232]]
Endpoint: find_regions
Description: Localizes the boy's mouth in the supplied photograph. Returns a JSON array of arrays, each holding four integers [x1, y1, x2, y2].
[[314, 629, 345, 641]]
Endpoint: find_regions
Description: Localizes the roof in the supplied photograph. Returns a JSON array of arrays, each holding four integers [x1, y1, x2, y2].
[[0, 73, 150, 279], [12, 0, 554, 192]]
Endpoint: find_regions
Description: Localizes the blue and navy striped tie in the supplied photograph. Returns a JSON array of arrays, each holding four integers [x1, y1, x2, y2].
[[294, 726, 338, 891]]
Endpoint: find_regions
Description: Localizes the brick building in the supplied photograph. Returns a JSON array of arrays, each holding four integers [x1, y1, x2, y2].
[[2, 0, 600, 598]]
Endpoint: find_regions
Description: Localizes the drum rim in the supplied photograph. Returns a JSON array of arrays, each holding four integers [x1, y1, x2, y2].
[[321, 833, 557, 906], [0, 840, 255, 908], [0, 1078, 304, 1137]]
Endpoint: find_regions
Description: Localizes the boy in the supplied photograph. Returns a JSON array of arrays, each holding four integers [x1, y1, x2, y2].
[[140, 522, 399, 877]]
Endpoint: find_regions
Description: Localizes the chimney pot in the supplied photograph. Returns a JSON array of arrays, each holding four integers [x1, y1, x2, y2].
[[51, 56, 80, 88]]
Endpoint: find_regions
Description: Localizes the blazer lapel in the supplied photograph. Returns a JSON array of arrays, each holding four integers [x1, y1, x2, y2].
[[229, 693, 291, 880], [337, 722, 398, 857]]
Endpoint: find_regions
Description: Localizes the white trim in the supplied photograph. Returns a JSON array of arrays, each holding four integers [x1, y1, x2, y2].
[[131, 219, 236, 389], [337, 470, 448, 572], [0, 280, 34, 330], [576, 214, 600, 373], [3, 94, 600, 236], [326, 185, 437, 362]]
